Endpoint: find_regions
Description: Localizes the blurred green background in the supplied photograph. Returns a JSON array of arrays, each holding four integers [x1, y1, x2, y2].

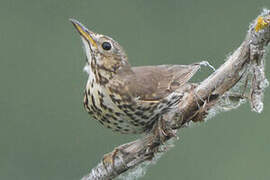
[[1, 0, 270, 179]]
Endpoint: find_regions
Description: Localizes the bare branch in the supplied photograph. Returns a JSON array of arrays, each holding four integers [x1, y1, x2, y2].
[[82, 9, 270, 180]]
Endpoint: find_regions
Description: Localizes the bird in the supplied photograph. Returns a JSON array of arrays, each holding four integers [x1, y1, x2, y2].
[[70, 19, 201, 134]]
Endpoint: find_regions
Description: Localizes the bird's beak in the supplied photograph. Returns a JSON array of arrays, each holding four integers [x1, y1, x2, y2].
[[69, 18, 98, 49]]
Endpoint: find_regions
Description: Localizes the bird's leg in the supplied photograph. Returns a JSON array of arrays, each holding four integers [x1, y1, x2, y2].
[[187, 97, 208, 123], [151, 117, 177, 149], [157, 117, 168, 143]]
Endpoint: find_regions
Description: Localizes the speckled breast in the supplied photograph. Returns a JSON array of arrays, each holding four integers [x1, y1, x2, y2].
[[83, 83, 180, 134]]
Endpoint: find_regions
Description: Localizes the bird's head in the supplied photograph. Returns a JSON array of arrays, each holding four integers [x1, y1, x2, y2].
[[70, 19, 130, 84]]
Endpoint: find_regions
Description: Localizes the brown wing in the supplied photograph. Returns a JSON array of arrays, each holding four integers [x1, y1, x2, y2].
[[128, 64, 200, 101]]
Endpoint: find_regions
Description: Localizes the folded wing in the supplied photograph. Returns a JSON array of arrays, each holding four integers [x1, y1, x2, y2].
[[129, 64, 200, 101]]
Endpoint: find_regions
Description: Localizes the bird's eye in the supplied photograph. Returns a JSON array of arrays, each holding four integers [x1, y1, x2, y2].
[[101, 42, 112, 51]]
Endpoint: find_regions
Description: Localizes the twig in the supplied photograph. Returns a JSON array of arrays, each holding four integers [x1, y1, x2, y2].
[[82, 9, 270, 180]]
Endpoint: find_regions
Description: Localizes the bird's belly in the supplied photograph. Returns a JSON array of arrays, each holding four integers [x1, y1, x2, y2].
[[84, 86, 153, 134], [84, 85, 173, 134]]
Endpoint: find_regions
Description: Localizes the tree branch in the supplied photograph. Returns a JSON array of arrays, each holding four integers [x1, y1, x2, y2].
[[81, 9, 270, 180]]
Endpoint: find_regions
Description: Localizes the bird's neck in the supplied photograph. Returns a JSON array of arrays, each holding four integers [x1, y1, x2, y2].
[[87, 56, 131, 86]]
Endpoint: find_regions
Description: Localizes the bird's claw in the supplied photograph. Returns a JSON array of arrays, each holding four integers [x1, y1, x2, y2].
[[152, 117, 177, 146]]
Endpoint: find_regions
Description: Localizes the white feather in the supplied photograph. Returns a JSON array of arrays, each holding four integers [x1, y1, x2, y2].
[[80, 37, 96, 83]]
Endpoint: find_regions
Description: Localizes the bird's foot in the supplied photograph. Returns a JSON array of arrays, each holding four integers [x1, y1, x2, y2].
[[151, 117, 177, 149]]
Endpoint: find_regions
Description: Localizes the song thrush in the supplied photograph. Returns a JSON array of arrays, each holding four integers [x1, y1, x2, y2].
[[70, 19, 200, 134]]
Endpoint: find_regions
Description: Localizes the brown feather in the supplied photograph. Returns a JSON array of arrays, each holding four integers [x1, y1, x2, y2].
[[111, 64, 200, 101]]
